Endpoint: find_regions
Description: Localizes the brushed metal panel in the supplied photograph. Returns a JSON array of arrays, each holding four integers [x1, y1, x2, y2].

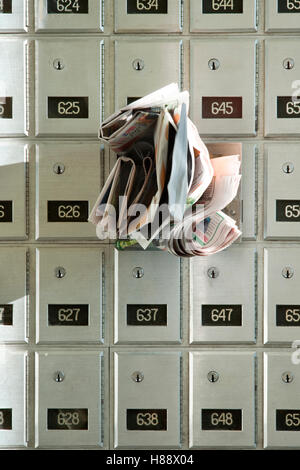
[[190, 247, 256, 343], [35, 351, 103, 448], [190, 39, 257, 136], [36, 248, 103, 344], [114, 350, 181, 448], [114, 249, 181, 344], [190, 351, 256, 448]]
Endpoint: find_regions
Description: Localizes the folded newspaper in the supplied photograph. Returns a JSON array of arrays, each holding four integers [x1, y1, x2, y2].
[[89, 83, 242, 257]]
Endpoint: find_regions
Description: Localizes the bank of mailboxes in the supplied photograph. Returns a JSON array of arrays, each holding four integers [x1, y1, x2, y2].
[[36, 248, 104, 344], [0, 1, 300, 33], [1, 38, 300, 136], [35, 351, 103, 448]]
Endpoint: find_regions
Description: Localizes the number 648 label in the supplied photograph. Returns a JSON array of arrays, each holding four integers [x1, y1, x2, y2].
[[202, 409, 242, 431]]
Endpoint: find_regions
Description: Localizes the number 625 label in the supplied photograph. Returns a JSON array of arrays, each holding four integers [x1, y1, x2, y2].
[[48, 97, 89, 119]]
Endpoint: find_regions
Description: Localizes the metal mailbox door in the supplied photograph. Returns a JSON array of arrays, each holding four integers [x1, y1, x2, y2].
[[265, 39, 300, 136], [114, 39, 182, 109], [264, 352, 300, 448], [35, 38, 103, 136], [190, 39, 257, 136], [190, 0, 257, 32], [0, 0, 27, 32], [113, 351, 181, 448], [190, 247, 256, 344], [265, 144, 300, 239], [114, 250, 181, 344], [266, 0, 300, 32], [264, 247, 300, 344], [0, 248, 27, 343], [35, 0, 104, 32], [0, 351, 27, 447], [114, 0, 182, 33], [36, 248, 104, 344], [189, 351, 256, 448], [36, 142, 103, 240], [0, 39, 27, 136], [35, 351, 103, 448], [0, 143, 27, 240]]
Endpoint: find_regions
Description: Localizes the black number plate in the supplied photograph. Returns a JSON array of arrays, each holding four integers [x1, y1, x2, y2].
[[127, 97, 142, 105], [276, 200, 300, 222], [47, 201, 89, 223], [127, 0, 168, 14], [276, 306, 300, 326], [0, 409, 12, 430], [202, 409, 242, 431], [0, 97, 12, 119], [0, 1, 12, 13], [277, 97, 300, 118], [47, 409, 88, 430], [202, 97, 243, 119], [127, 409, 167, 430], [0, 201, 13, 222], [127, 305, 167, 326], [278, 0, 300, 13], [202, 0, 243, 14], [276, 410, 300, 431], [47, 0, 89, 13], [0, 305, 13, 326], [48, 97, 89, 119], [202, 305, 242, 326], [48, 305, 89, 326]]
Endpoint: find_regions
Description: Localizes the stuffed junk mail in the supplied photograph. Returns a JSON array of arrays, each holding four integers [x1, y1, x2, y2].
[[89, 83, 242, 257]]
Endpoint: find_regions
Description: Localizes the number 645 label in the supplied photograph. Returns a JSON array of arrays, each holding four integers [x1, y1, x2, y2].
[[202, 97, 243, 119]]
